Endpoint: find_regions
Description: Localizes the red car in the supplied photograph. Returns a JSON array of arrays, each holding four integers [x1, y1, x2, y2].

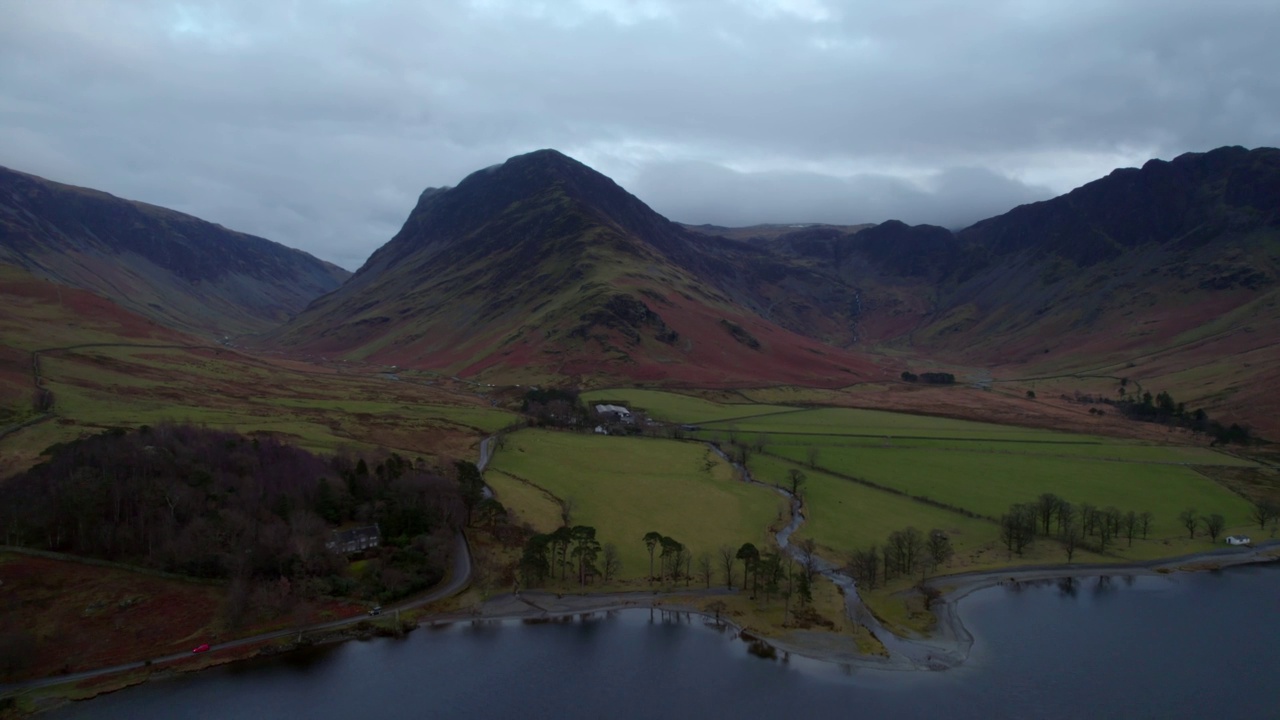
[[192, 643, 210, 653]]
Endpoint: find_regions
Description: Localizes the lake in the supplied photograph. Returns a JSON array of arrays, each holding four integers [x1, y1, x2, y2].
[[55, 563, 1280, 719]]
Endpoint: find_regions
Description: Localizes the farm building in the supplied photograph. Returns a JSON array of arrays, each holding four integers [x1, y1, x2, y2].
[[594, 404, 633, 423], [1225, 535, 1251, 546], [327, 525, 382, 554]]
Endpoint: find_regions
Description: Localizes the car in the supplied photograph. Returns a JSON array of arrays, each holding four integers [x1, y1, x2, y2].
[[368, 606, 383, 616], [192, 643, 210, 653]]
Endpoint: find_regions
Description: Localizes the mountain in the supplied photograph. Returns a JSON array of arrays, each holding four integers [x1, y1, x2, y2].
[[0, 166, 350, 337], [268, 150, 882, 386], [269, 145, 1277, 431], [760, 146, 1279, 430]]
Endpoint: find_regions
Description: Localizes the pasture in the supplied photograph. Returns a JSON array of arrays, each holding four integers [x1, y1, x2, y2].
[[487, 429, 787, 581]]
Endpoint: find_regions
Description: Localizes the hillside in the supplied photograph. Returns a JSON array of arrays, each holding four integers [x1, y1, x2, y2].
[[268, 150, 884, 386], [757, 146, 1280, 433], [0, 165, 350, 338]]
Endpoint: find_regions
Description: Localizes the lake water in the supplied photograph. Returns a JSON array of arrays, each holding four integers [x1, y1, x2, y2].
[[56, 563, 1280, 719]]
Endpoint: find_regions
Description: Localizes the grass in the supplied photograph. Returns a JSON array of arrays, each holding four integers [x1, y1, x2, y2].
[[485, 469, 564, 533], [747, 454, 996, 560], [766, 444, 1256, 538], [580, 388, 795, 423], [14, 345, 517, 466], [487, 429, 787, 580], [702, 406, 1116, 442]]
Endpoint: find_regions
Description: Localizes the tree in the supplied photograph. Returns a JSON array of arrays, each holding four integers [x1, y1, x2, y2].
[[718, 545, 737, 589], [1202, 513, 1225, 542], [1057, 501, 1075, 537], [569, 525, 600, 585], [736, 543, 760, 596], [1123, 511, 1138, 547], [1026, 390, 1036, 399], [848, 545, 878, 589], [1062, 525, 1080, 562], [643, 531, 662, 580], [786, 468, 807, 497], [602, 543, 621, 582], [1179, 508, 1198, 539], [797, 538, 819, 581], [925, 529, 953, 573], [1250, 500, 1278, 530], [1139, 511, 1153, 539], [455, 460, 485, 525], [806, 446, 820, 469], [1036, 493, 1059, 535], [697, 552, 714, 588], [659, 536, 684, 582]]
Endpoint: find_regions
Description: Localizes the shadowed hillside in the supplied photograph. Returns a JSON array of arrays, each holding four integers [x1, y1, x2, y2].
[[0, 166, 350, 337]]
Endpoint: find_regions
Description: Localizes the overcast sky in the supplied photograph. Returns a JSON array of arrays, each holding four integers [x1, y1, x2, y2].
[[3, 1, 1278, 270]]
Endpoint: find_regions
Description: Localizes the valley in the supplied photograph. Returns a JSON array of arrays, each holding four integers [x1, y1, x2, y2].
[[2, 146, 1280, 713]]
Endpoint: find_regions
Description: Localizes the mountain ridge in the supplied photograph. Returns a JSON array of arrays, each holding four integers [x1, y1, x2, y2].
[[0, 165, 350, 338]]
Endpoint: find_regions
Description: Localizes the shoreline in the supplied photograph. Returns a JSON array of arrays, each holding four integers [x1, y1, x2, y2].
[[6, 542, 1279, 711]]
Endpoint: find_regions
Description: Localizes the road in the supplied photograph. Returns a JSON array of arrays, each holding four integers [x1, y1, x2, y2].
[[0, 533, 472, 697]]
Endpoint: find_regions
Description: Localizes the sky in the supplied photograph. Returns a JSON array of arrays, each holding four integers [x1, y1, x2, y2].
[[2, 1, 1278, 271]]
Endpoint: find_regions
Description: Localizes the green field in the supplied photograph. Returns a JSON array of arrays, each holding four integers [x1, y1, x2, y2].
[[581, 388, 795, 423], [765, 445, 1255, 539], [749, 454, 996, 558], [702, 406, 1115, 442], [488, 429, 787, 580]]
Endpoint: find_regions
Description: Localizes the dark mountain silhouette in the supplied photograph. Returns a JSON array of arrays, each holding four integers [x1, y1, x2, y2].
[[0, 165, 350, 337]]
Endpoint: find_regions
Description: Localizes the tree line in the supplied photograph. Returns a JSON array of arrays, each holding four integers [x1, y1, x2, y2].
[[845, 527, 953, 589], [0, 424, 469, 619], [996, 493, 1156, 559]]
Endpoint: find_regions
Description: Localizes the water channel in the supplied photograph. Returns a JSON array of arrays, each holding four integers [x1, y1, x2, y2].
[[54, 562, 1280, 719]]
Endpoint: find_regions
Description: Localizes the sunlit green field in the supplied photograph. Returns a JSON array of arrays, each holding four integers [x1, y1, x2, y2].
[[488, 429, 787, 579]]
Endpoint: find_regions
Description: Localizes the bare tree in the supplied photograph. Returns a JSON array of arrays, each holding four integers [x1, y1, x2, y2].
[[1250, 500, 1278, 530], [797, 538, 819, 581], [718, 545, 737, 589], [847, 546, 878, 589], [697, 552, 713, 588], [753, 433, 771, 453], [787, 468, 807, 497], [806, 446, 820, 469], [1179, 508, 1198, 539], [1123, 511, 1138, 546], [1202, 513, 1225, 542], [1062, 525, 1080, 562], [1036, 493, 1060, 535], [559, 496, 576, 527], [925, 529, 953, 574], [1139, 511, 1153, 539], [602, 543, 621, 582]]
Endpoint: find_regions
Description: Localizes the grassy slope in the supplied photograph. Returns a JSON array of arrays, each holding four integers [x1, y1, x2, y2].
[[488, 429, 787, 580]]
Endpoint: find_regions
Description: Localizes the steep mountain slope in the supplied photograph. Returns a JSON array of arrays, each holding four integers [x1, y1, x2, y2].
[[269, 150, 882, 385], [0, 166, 350, 337], [757, 146, 1279, 430]]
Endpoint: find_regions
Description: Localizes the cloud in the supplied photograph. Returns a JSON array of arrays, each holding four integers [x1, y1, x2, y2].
[[1, 0, 1277, 269], [630, 161, 1052, 228]]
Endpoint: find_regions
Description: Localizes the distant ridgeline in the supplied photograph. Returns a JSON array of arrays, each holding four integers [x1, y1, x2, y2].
[[0, 425, 474, 620]]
